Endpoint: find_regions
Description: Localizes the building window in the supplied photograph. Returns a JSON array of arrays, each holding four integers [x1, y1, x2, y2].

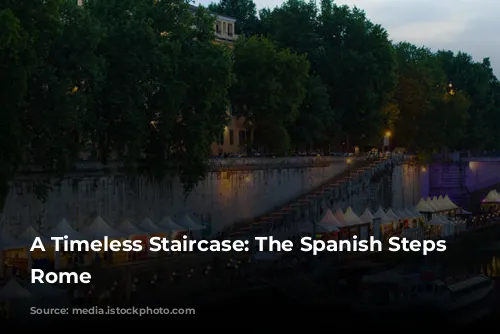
[[229, 130, 234, 145], [228, 23, 233, 36], [216, 21, 221, 33], [239, 130, 246, 146]]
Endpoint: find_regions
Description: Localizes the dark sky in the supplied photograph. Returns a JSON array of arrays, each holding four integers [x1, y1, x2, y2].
[[197, 0, 499, 76]]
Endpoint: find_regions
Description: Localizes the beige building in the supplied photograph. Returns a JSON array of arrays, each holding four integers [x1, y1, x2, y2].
[[209, 12, 252, 156]]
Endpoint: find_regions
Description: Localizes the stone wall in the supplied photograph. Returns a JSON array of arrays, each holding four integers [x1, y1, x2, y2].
[[2, 158, 353, 235]]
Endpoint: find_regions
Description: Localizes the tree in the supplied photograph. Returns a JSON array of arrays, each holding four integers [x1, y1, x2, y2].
[[317, 1, 397, 147], [436, 51, 499, 150], [258, 0, 320, 61], [208, 0, 259, 36], [86, 0, 233, 193], [230, 36, 309, 154], [0, 0, 233, 210], [393, 42, 471, 153], [287, 75, 335, 151], [0, 8, 30, 209], [0, 0, 102, 208]]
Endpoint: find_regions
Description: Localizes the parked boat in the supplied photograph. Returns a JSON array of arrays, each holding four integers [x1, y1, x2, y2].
[[354, 269, 493, 313]]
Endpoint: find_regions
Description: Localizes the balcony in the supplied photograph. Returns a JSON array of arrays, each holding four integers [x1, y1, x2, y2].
[[215, 31, 238, 42]]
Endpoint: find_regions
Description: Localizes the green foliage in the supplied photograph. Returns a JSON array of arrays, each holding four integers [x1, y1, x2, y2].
[[2, 0, 500, 211], [0, 0, 233, 209], [230, 35, 309, 153]]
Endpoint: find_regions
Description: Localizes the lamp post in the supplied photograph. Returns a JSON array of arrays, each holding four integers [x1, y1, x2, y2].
[[383, 131, 392, 153], [346, 158, 352, 176]]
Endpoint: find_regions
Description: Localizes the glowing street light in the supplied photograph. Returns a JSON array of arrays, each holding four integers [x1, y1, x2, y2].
[[385, 131, 391, 138], [346, 158, 352, 164]]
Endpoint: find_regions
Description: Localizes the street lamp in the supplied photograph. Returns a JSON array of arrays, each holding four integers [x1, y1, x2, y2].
[[346, 158, 352, 176], [384, 131, 392, 153]]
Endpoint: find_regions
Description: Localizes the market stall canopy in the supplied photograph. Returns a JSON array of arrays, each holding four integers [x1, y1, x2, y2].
[[429, 197, 443, 212], [82, 216, 125, 240], [408, 207, 423, 217], [359, 209, 374, 224], [395, 209, 409, 219], [17, 226, 51, 248], [402, 208, 418, 218], [178, 214, 205, 230], [437, 216, 455, 224], [138, 218, 164, 234], [482, 190, 500, 203], [385, 208, 401, 221], [436, 195, 446, 210], [47, 218, 87, 241], [416, 198, 434, 213], [334, 209, 350, 226], [426, 197, 440, 212], [443, 195, 459, 210], [117, 220, 146, 236], [427, 216, 448, 225], [158, 216, 185, 232], [0, 279, 31, 301], [299, 221, 339, 233], [344, 207, 364, 226], [373, 206, 391, 223], [0, 228, 20, 250], [319, 209, 342, 228], [455, 208, 472, 215]]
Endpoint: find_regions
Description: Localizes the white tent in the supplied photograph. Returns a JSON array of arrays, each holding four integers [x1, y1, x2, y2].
[[409, 206, 423, 217], [177, 214, 204, 231], [47, 218, 87, 241], [138, 218, 164, 234], [429, 197, 443, 212], [82, 216, 125, 240], [395, 209, 409, 219], [0, 228, 20, 250], [436, 195, 446, 210], [0, 279, 31, 301], [359, 208, 374, 224], [334, 209, 350, 226], [429, 216, 453, 236], [426, 216, 447, 226], [158, 216, 186, 232], [482, 190, 500, 203], [344, 207, 364, 226], [385, 208, 401, 221], [416, 198, 434, 212], [373, 206, 391, 223], [443, 195, 459, 210], [318, 209, 342, 230], [17, 226, 51, 248], [403, 208, 418, 218], [117, 220, 146, 236]]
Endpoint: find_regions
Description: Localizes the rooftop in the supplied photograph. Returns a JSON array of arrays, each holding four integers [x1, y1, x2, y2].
[[188, 4, 237, 22]]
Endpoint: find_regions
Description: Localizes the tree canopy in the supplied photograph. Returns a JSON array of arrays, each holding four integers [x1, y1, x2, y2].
[[1, 0, 500, 208]]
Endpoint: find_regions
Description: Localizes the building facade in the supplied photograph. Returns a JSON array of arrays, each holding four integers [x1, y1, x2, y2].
[[208, 11, 252, 156]]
